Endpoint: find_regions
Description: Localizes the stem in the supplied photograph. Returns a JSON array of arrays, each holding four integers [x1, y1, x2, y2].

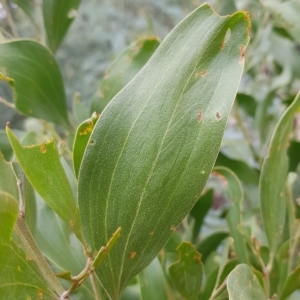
[[90, 273, 102, 300], [208, 277, 227, 300], [1, 0, 18, 37], [0, 96, 15, 109], [234, 103, 260, 164], [288, 222, 300, 273], [15, 218, 66, 297]]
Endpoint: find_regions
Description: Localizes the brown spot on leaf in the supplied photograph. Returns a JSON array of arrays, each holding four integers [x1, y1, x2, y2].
[[197, 111, 203, 122], [90, 139, 95, 145], [104, 72, 110, 79], [40, 145, 47, 153], [38, 290, 43, 299], [201, 70, 207, 77], [220, 41, 225, 49], [194, 254, 202, 264], [70, 220, 74, 227], [28, 109, 33, 114], [215, 111, 222, 120], [239, 46, 245, 63], [149, 231, 154, 236], [130, 251, 136, 259], [170, 225, 176, 231]]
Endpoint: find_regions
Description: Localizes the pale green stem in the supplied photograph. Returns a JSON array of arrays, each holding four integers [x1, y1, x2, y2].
[[90, 272, 102, 300], [0, 96, 15, 109], [1, 0, 18, 37], [208, 277, 227, 300]]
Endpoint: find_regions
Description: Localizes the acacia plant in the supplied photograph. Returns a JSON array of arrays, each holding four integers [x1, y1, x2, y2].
[[0, 1, 300, 300]]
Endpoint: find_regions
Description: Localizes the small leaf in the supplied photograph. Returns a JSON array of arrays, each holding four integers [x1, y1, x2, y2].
[[92, 227, 122, 269], [73, 112, 100, 179], [0, 191, 18, 244], [169, 242, 203, 300], [227, 264, 265, 300], [91, 37, 160, 114], [0, 241, 58, 299], [260, 92, 300, 258], [7, 127, 83, 243], [78, 4, 250, 297], [197, 232, 229, 262], [0, 41, 70, 127], [213, 167, 248, 263], [215, 152, 259, 185], [190, 189, 213, 243], [139, 257, 170, 300], [43, 0, 82, 52], [279, 264, 300, 300]]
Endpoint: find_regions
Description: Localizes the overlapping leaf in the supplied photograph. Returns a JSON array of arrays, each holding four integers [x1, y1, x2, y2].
[[260, 92, 300, 258], [0, 41, 70, 127], [78, 4, 250, 298]]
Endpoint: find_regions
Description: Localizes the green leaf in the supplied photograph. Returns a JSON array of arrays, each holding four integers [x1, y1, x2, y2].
[[213, 167, 248, 263], [0, 152, 18, 199], [139, 257, 170, 300], [12, 161, 37, 236], [6, 127, 83, 243], [0, 191, 18, 245], [73, 112, 100, 179], [91, 37, 160, 114], [190, 189, 213, 243], [78, 4, 250, 298], [236, 93, 257, 117], [0, 40, 70, 128], [0, 241, 58, 299], [215, 152, 259, 185], [13, 0, 38, 28], [288, 140, 300, 172], [43, 0, 82, 53], [279, 265, 300, 300], [260, 92, 300, 258], [169, 242, 203, 300], [197, 232, 229, 262], [227, 264, 265, 300]]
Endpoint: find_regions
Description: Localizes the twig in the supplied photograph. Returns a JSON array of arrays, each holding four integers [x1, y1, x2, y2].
[[0, 96, 15, 109], [90, 272, 102, 300], [1, 0, 19, 37]]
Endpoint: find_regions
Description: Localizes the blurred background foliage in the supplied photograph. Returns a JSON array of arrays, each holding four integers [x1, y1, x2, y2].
[[1, 0, 300, 299]]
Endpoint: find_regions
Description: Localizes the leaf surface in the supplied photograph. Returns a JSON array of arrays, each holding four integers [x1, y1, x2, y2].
[[0, 41, 70, 127], [227, 264, 265, 300], [43, 0, 82, 52], [213, 167, 248, 263], [0, 191, 18, 245], [169, 242, 203, 300], [78, 4, 250, 298], [6, 127, 83, 242], [260, 92, 300, 258]]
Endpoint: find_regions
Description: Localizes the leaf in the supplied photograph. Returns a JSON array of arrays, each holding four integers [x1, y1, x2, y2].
[[12, 161, 37, 236], [43, 0, 82, 53], [279, 264, 300, 300], [91, 37, 160, 114], [78, 4, 250, 298], [215, 152, 259, 185], [197, 232, 229, 262], [0, 191, 18, 244], [0, 241, 58, 299], [227, 264, 265, 300], [213, 167, 248, 263], [260, 92, 300, 258], [13, 0, 38, 28], [73, 112, 100, 179], [287, 140, 300, 172], [169, 242, 203, 300], [139, 257, 170, 300], [0, 152, 18, 199], [0, 40, 70, 128], [6, 127, 83, 243], [236, 93, 257, 117], [190, 189, 213, 243]]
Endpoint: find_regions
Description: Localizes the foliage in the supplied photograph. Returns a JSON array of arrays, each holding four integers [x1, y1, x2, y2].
[[0, 0, 300, 299]]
